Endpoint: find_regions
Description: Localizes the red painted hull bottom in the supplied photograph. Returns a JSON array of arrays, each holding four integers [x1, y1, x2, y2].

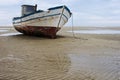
[[14, 26, 61, 38]]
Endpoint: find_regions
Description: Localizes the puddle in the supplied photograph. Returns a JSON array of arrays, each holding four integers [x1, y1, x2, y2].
[[0, 30, 8, 32], [68, 54, 119, 80], [68, 30, 120, 34], [0, 32, 22, 36]]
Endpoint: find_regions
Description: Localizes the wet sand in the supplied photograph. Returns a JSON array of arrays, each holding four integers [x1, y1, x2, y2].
[[0, 26, 120, 80]]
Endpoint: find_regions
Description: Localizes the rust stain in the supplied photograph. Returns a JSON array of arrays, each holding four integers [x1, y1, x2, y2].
[[14, 26, 61, 38]]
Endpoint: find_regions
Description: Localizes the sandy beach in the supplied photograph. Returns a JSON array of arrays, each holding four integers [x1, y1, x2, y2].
[[0, 26, 120, 80]]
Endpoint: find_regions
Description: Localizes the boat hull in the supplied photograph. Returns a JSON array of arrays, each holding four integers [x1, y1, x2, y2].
[[13, 5, 71, 38], [14, 26, 60, 38]]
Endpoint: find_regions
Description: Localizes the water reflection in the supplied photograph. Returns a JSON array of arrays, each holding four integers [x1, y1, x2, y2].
[[0, 33, 22, 36], [68, 54, 119, 80], [0, 30, 8, 32], [0, 28, 12, 30]]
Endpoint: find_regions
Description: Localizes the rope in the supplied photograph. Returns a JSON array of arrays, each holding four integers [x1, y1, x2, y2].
[[71, 13, 76, 39], [71, 14, 88, 40]]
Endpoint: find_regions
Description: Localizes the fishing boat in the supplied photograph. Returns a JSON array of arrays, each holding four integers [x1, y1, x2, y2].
[[13, 4, 72, 38]]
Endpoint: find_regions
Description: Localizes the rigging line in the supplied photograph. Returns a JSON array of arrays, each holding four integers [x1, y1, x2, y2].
[[71, 14, 88, 40], [71, 13, 76, 39], [71, 14, 84, 39]]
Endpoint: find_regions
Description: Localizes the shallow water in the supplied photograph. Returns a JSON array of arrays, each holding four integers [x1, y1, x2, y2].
[[0, 33, 22, 36], [0, 30, 8, 32], [0, 28, 12, 30], [68, 30, 120, 34], [68, 54, 120, 80]]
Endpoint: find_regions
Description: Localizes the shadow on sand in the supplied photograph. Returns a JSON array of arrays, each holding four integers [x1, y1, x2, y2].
[[9, 34, 67, 40]]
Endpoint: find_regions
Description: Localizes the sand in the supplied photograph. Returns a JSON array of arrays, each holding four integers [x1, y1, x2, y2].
[[0, 26, 120, 80]]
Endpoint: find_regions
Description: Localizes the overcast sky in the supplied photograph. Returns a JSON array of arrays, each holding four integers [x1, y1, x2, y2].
[[0, 0, 120, 27]]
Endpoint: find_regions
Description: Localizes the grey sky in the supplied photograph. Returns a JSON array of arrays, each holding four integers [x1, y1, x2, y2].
[[0, 0, 120, 27]]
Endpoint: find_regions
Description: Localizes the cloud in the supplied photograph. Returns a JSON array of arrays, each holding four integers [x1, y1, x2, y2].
[[0, 6, 22, 26], [72, 11, 120, 26], [112, 10, 120, 14], [88, 19, 120, 27], [73, 12, 105, 23], [0, 11, 12, 26], [108, 0, 120, 8], [0, 0, 20, 6], [61, 0, 74, 3]]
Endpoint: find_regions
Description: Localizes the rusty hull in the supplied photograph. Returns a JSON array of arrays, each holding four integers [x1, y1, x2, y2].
[[14, 26, 61, 38]]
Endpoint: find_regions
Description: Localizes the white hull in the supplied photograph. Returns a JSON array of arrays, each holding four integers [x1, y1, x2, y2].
[[13, 6, 71, 28]]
